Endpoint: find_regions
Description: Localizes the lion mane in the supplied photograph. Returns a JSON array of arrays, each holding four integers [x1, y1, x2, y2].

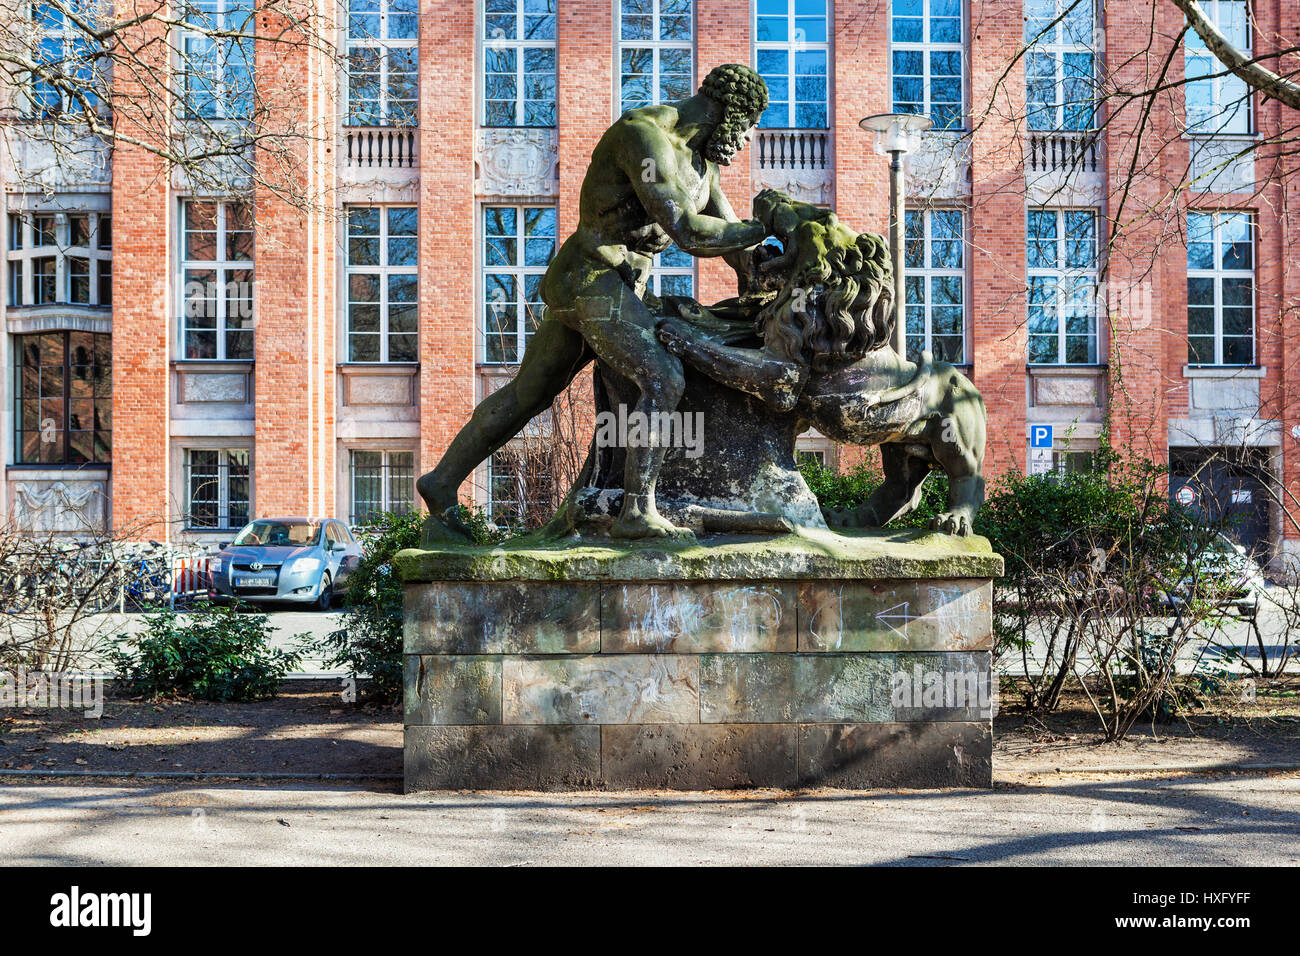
[[755, 230, 894, 374]]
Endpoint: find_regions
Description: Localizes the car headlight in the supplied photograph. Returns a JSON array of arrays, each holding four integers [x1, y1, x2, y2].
[[289, 557, 323, 575]]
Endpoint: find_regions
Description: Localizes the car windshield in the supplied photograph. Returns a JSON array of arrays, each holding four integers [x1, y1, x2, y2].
[[231, 520, 321, 547]]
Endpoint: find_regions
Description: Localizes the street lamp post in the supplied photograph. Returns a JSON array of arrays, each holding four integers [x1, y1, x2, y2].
[[858, 112, 933, 358]]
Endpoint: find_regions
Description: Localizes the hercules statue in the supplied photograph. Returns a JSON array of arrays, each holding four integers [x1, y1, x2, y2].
[[417, 64, 770, 542]]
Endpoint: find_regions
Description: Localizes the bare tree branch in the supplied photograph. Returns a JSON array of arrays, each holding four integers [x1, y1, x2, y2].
[[1169, 0, 1300, 109]]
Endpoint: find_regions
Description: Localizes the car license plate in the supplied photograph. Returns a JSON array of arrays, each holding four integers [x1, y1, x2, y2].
[[236, 576, 275, 588]]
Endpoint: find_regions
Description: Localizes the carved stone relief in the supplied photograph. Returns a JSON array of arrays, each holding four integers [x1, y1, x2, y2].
[[476, 129, 559, 198], [11, 479, 108, 533]]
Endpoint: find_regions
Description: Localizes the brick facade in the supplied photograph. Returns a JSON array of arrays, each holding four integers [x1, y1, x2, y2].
[[2, 0, 1296, 562], [107, 2, 172, 537]]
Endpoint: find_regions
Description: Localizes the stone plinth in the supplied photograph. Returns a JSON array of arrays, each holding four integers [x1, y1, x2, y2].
[[396, 529, 1002, 791]]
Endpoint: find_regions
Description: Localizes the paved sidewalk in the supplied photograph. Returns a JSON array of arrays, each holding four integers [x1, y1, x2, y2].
[[2, 773, 1296, 865]]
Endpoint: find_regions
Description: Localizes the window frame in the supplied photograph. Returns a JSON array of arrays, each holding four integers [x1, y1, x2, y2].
[[482, 0, 558, 128], [486, 446, 551, 526], [481, 204, 556, 365], [183, 446, 252, 531], [646, 244, 696, 299], [178, 199, 255, 362], [1184, 0, 1253, 136], [13, 329, 112, 466], [343, 205, 419, 364], [903, 207, 967, 364], [614, 1, 697, 297], [1187, 210, 1255, 367], [753, 0, 830, 130], [344, 0, 419, 126], [1024, 0, 1098, 132], [348, 448, 416, 524], [617, 0, 695, 115], [27, 0, 102, 117], [889, 0, 965, 131], [5, 210, 112, 309], [1026, 207, 1101, 366], [487, 449, 523, 523], [179, 0, 255, 123]]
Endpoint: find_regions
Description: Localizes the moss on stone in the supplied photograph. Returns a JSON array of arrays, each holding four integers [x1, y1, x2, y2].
[[394, 527, 1003, 583]]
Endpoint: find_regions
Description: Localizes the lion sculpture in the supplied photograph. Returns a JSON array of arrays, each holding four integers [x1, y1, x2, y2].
[[656, 189, 987, 536]]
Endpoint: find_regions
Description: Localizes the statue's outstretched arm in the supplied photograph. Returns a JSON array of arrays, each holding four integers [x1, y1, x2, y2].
[[621, 123, 766, 256], [704, 175, 764, 292], [657, 315, 806, 412]]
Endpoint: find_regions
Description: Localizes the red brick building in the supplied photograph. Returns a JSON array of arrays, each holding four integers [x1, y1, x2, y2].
[[1, 0, 1296, 564]]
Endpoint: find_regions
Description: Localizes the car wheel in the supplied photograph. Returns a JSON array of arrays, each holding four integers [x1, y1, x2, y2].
[[316, 572, 333, 612]]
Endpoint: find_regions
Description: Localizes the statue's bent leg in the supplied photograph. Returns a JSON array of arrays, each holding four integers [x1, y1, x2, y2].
[[571, 284, 688, 539], [416, 315, 591, 539]]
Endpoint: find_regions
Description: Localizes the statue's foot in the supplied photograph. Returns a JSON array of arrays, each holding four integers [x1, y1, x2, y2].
[[420, 507, 476, 547], [930, 510, 974, 536], [610, 508, 691, 540]]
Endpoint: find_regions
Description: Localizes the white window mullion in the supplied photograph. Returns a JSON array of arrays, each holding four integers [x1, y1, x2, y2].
[[1024, 0, 1096, 132], [1187, 210, 1255, 366], [482, 204, 555, 365], [6, 209, 112, 308], [1186, 0, 1252, 135], [483, 0, 557, 128], [1028, 207, 1098, 366], [904, 207, 965, 363], [890, 0, 964, 130], [754, 0, 828, 130], [618, 0, 694, 114]]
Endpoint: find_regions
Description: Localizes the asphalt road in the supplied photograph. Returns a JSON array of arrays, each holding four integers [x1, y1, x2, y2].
[[2, 773, 1297, 865]]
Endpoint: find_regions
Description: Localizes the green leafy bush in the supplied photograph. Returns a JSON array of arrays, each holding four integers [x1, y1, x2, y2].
[[110, 602, 302, 701], [978, 455, 1228, 733], [320, 507, 505, 704]]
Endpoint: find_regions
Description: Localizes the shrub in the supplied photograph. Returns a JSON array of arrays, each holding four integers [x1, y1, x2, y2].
[[109, 602, 302, 701], [978, 455, 1232, 736], [320, 507, 505, 705], [798, 459, 883, 513]]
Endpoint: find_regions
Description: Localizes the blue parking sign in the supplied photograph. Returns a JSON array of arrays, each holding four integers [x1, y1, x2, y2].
[[1031, 424, 1054, 449]]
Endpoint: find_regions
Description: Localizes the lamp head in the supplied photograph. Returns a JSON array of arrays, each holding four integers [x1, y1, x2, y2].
[[858, 112, 933, 156]]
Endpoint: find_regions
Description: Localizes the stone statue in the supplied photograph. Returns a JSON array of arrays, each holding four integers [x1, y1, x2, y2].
[[401, 71, 1000, 794], [417, 66, 988, 543], [418, 64, 771, 542]]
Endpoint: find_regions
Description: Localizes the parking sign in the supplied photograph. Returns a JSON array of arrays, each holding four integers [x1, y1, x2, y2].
[[1031, 424, 1053, 449]]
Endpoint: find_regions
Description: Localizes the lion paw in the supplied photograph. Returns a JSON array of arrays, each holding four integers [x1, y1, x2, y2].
[[930, 511, 973, 536]]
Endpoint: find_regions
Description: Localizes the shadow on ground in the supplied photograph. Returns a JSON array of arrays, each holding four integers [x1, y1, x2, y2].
[[0, 680, 401, 778]]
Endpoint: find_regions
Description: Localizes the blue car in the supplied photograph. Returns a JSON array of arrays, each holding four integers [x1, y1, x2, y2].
[[209, 518, 364, 610]]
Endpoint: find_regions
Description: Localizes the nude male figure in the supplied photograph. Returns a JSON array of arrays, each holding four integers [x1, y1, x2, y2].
[[417, 64, 770, 541]]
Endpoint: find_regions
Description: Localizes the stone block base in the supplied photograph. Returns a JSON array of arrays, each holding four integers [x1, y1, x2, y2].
[[397, 531, 1001, 792], [404, 721, 991, 791]]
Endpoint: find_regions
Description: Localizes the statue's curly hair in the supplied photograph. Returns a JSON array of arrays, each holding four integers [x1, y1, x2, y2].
[[699, 64, 769, 162], [700, 63, 769, 117]]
